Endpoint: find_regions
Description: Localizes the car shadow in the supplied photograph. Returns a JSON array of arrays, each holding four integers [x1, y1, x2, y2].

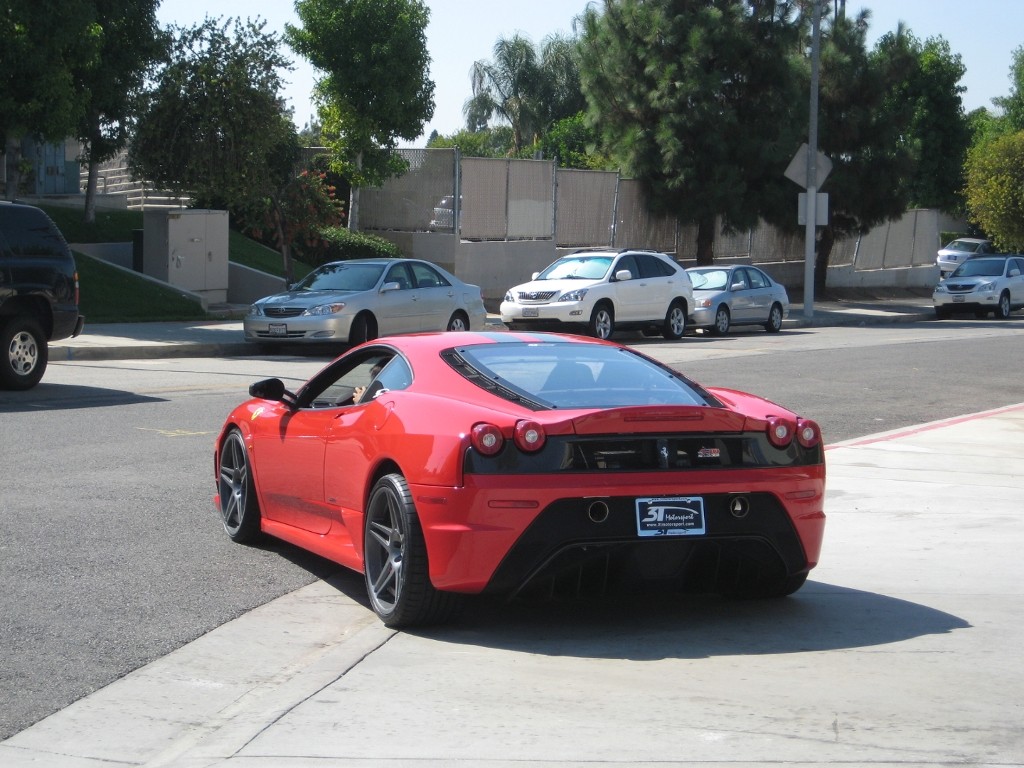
[[0, 382, 166, 412], [412, 583, 969, 661]]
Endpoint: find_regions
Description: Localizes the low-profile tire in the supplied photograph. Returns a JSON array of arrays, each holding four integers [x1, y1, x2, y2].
[[662, 301, 687, 340], [764, 302, 784, 333], [349, 313, 376, 346], [217, 428, 262, 543], [363, 473, 461, 628], [934, 306, 951, 320], [446, 310, 469, 331], [711, 305, 731, 336], [0, 317, 48, 390], [588, 303, 615, 340], [995, 291, 1011, 319]]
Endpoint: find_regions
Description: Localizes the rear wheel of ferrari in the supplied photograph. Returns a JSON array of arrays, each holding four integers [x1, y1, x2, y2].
[[363, 473, 460, 627], [218, 429, 262, 543]]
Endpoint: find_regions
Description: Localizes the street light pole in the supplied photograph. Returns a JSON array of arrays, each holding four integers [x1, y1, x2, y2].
[[803, 0, 822, 319]]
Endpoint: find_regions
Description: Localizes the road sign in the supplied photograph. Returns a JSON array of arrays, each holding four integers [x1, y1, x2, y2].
[[785, 143, 832, 189]]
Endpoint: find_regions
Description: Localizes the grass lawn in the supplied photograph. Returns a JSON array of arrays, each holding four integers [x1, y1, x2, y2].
[[38, 202, 313, 322]]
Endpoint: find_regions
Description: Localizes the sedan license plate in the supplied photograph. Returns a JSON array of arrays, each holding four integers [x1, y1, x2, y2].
[[268, 323, 288, 336], [522, 307, 539, 318], [636, 496, 706, 537]]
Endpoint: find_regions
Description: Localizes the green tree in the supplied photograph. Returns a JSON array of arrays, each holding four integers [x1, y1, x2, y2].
[[965, 130, 1024, 250], [129, 18, 307, 280], [427, 127, 514, 158], [75, 0, 167, 223], [465, 32, 585, 155], [900, 36, 971, 213], [285, 0, 434, 211], [992, 46, 1024, 131], [0, 0, 101, 197], [580, 0, 803, 264], [540, 112, 611, 169]]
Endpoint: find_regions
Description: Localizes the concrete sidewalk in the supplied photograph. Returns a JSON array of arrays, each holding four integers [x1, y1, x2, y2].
[[3, 403, 1022, 767], [51, 293, 937, 362]]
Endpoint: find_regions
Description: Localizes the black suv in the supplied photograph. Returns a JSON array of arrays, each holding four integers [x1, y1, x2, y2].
[[0, 202, 85, 389]]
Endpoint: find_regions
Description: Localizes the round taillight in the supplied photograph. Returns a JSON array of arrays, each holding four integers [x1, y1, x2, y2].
[[513, 420, 546, 452], [767, 416, 796, 448], [471, 423, 504, 456], [796, 418, 821, 448]]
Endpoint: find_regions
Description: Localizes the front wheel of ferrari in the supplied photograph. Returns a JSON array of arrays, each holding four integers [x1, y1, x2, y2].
[[218, 428, 262, 543], [363, 473, 461, 628]]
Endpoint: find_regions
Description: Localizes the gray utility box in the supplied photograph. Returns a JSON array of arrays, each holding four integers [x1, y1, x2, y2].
[[142, 209, 229, 306]]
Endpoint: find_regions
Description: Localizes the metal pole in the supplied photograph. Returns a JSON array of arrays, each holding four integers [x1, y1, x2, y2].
[[803, 0, 822, 319]]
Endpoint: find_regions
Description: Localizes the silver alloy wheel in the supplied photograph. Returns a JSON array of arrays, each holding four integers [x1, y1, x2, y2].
[[219, 431, 250, 537], [766, 303, 783, 332], [664, 304, 686, 339], [447, 312, 469, 331], [365, 484, 408, 617], [590, 306, 614, 339], [997, 292, 1011, 319], [713, 306, 731, 335], [8, 330, 39, 376]]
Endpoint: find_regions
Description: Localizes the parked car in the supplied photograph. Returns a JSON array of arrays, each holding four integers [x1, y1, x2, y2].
[[687, 265, 790, 335], [0, 202, 84, 390], [215, 332, 825, 627], [500, 248, 694, 340], [936, 238, 995, 278], [243, 258, 487, 346], [932, 254, 1024, 319], [428, 195, 458, 231]]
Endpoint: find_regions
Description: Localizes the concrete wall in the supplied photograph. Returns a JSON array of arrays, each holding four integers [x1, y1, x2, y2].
[[228, 262, 286, 305]]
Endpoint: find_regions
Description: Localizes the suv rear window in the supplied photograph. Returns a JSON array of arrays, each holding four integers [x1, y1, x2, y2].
[[0, 206, 70, 258]]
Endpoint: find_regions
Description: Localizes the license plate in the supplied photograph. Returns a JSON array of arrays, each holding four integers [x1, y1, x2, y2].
[[268, 323, 288, 336], [636, 496, 706, 537], [953, 296, 965, 303], [522, 307, 539, 318]]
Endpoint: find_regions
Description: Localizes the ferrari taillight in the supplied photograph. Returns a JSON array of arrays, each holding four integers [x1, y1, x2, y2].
[[471, 423, 504, 456], [513, 420, 546, 452], [796, 418, 822, 448], [766, 416, 797, 448]]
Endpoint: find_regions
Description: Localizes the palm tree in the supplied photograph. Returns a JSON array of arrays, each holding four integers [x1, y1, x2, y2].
[[464, 32, 584, 154]]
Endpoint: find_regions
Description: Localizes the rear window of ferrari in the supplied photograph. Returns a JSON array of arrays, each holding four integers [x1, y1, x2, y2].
[[443, 341, 715, 409]]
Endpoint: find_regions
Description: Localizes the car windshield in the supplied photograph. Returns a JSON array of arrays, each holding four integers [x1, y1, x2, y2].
[[537, 256, 613, 280], [952, 259, 1005, 278], [946, 240, 982, 253], [689, 269, 730, 290], [294, 263, 385, 292], [451, 342, 712, 409]]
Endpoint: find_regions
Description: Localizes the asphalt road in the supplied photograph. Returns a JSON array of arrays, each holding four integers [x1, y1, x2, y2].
[[1, 319, 1022, 741]]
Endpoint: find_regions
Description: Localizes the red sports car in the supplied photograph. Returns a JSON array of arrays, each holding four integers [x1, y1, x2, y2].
[[215, 332, 825, 627]]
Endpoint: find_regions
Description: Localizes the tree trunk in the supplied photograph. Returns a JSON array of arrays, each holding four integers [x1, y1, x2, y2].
[[272, 196, 294, 285], [695, 215, 716, 266], [348, 151, 362, 231], [3, 135, 22, 201], [814, 225, 835, 297]]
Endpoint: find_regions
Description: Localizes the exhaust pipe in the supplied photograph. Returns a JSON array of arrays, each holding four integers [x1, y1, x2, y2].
[[587, 500, 610, 523]]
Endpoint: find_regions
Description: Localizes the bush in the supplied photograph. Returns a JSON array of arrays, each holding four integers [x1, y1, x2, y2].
[[315, 227, 402, 266]]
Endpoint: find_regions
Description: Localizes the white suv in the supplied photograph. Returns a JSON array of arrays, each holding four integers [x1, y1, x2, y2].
[[500, 249, 693, 340]]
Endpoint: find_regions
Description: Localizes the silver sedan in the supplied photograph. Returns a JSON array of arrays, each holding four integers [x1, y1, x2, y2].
[[244, 258, 488, 346], [687, 265, 790, 335]]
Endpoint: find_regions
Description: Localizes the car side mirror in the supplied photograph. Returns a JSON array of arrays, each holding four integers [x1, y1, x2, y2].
[[531, 272, 540, 280], [1010, 268, 1021, 277], [249, 378, 297, 408], [731, 282, 745, 291], [381, 281, 401, 292], [615, 269, 632, 281]]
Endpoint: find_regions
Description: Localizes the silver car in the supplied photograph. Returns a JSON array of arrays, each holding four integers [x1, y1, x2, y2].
[[244, 258, 487, 345], [936, 238, 994, 279], [933, 254, 1024, 319], [687, 265, 790, 335]]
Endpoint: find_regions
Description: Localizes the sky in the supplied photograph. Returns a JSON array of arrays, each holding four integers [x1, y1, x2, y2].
[[156, 0, 1024, 146]]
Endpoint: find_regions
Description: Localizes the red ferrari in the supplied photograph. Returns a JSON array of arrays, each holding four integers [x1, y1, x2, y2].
[[215, 332, 825, 627]]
